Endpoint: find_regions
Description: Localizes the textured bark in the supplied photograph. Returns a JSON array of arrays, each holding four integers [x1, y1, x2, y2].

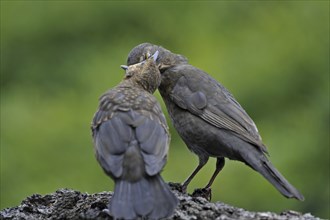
[[0, 183, 320, 220]]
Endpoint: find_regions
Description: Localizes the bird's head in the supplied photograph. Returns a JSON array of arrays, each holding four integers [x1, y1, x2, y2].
[[120, 50, 161, 94], [126, 43, 188, 74]]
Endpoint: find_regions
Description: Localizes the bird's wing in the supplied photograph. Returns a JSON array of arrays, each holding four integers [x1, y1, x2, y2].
[[92, 90, 169, 178], [169, 65, 267, 153], [135, 109, 169, 176], [93, 114, 132, 178], [94, 111, 169, 178]]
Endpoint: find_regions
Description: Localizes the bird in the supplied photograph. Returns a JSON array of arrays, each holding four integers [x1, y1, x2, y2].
[[125, 43, 304, 201], [91, 51, 178, 219]]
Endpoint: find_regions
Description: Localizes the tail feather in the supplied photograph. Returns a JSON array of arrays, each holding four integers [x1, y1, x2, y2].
[[148, 175, 178, 219], [132, 178, 153, 216], [261, 159, 304, 201], [109, 180, 136, 219], [242, 150, 304, 201], [110, 175, 178, 219]]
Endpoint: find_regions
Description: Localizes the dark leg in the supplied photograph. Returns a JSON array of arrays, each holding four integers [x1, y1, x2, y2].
[[192, 157, 225, 201], [181, 156, 209, 193], [205, 157, 225, 188]]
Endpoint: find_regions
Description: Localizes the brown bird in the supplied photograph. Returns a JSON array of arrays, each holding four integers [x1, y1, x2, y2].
[[91, 51, 178, 219], [126, 43, 304, 201]]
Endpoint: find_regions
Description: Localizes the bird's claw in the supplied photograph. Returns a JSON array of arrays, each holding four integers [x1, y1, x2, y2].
[[168, 182, 188, 194], [192, 187, 212, 201], [99, 208, 111, 218]]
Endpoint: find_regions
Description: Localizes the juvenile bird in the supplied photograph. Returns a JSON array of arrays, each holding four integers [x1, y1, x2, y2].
[[126, 43, 304, 201], [91, 51, 178, 219]]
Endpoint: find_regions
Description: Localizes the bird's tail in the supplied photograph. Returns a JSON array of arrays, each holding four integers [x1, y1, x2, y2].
[[243, 151, 304, 201], [109, 175, 178, 219]]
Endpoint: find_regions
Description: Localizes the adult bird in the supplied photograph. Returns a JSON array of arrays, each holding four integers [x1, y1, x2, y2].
[[91, 51, 178, 219], [126, 43, 304, 201]]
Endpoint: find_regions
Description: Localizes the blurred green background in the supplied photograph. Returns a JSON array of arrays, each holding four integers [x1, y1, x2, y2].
[[1, 1, 329, 219]]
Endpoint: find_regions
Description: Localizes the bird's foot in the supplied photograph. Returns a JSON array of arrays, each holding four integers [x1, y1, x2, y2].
[[192, 187, 212, 201], [99, 208, 111, 218], [168, 182, 187, 194]]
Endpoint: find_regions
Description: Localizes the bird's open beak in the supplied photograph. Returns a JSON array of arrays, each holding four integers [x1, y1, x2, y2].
[[120, 65, 128, 70], [159, 63, 171, 73], [120, 50, 159, 72], [151, 50, 159, 62]]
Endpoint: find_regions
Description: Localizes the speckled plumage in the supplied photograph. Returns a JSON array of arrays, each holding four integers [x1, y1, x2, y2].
[[91, 54, 178, 219]]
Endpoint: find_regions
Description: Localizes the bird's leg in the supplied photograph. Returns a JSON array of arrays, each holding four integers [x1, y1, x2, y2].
[[192, 157, 225, 201], [205, 157, 225, 189], [181, 156, 209, 193]]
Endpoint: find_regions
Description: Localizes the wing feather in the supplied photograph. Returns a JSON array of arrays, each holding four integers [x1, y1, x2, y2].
[[168, 65, 267, 153], [136, 116, 169, 176]]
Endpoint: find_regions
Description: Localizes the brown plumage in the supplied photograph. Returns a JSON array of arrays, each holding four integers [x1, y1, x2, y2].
[[91, 51, 178, 219]]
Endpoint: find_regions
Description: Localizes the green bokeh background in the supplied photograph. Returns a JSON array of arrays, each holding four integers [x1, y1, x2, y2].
[[1, 1, 329, 218]]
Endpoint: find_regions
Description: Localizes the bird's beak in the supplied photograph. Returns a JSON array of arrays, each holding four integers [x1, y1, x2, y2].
[[151, 50, 159, 62], [120, 50, 158, 72], [159, 63, 171, 72], [120, 65, 128, 70]]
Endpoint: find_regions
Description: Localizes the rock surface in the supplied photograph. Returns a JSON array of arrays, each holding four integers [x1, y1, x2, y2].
[[0, 183, 320, 220]]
